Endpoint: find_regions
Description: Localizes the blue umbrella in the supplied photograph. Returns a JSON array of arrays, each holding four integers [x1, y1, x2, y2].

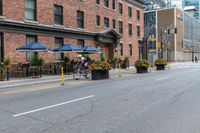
[[82, 46, 101, 54], [53, 44, 82, 53], [16, 42, 51, 52]]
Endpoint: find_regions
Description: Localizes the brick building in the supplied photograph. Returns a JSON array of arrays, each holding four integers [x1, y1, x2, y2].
[[0, 0, 144, 65]]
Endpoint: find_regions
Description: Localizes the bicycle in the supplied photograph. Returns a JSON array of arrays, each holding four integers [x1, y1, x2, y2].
[[73, 61, 91, 80]]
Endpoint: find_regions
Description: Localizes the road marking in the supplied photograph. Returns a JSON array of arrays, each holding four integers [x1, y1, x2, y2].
[[155, 76, 171, 81], [0, 84, 60, 95], [13, 95, 95, 117]]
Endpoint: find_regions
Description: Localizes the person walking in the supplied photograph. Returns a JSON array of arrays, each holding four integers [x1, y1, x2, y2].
[[195, 56, 198, 63]]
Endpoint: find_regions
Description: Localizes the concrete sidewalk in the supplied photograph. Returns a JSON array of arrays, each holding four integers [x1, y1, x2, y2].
[[0, 68, 136, 89]]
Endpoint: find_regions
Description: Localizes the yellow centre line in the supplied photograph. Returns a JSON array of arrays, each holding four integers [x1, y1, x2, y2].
[[0, 84, 61, 95]]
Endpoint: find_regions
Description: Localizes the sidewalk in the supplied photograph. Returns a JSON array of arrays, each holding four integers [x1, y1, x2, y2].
[[0, 68, 136, 89]]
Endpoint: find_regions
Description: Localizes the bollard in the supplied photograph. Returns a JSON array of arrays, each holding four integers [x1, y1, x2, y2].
[[61, 67, 64, 85], [118, 63, 122, 77]]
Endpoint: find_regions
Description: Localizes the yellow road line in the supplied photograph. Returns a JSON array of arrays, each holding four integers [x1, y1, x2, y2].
[[0, 84, 60, 95]]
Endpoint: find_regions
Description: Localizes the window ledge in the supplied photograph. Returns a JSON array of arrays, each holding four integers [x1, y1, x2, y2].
[[103, 6, 110, 10], [24, 20, 39, 24], [111, 9, 116, 12], [96, 4, 100, 7], [77, 28, 85, 31], [0, 16, 5, 19], [96, 25, 101, 28], [53, 24, 65, 28]]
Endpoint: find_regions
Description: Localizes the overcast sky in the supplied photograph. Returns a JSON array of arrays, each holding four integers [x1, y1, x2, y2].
[[171, 0, 183, 8]]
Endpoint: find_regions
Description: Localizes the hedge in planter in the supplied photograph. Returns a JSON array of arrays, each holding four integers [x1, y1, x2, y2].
[[89, 61, 112, 80], [154, 59, 167, 70], [134, 59, 150, 73]]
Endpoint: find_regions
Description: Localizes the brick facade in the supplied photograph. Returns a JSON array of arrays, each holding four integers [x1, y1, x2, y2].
[[0, 0, 144, 64]]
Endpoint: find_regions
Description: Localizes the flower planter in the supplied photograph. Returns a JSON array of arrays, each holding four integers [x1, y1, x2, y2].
[[156, 64, 165, 70], [91, 70, 109, 80], [136, 67, 148, 73]]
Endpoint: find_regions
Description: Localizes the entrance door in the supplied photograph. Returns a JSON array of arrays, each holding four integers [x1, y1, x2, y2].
[[101, 48, 109, 61]]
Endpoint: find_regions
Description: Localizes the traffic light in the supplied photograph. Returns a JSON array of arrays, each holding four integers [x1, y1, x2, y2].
[[175, 28, 177, 34], [168, 29, 170, 34]]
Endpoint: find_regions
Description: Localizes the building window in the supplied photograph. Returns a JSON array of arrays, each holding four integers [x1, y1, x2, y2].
[[25, 0, 36, 21], [137, 26, 140, 37], [104, 0, 109, 8], [129, 44, 132, 56], [112, 19, 116, 29], [96, 15, 100, 26], [119, 21, 123, 34], [104, 17, 109, 28], [77, 39, 85, 48], [0, 0, 2, 16], [118, 3, 123, 15], [137, 10, 140, 20], [96, 0, 100, 4], [128, 23, 132, 35], [54, 5, 63, 25], [119, 43, 123, 56], [112, 0, 115, 10], [26, 35, 37, 61], [128, 6, 132, 18], [55, 37, 63, 61], [77, 11, 84, 28], [0, 33, 3, 61]]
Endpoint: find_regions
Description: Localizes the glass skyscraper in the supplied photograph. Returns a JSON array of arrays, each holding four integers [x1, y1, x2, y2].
[[183, 0, 200, 19]]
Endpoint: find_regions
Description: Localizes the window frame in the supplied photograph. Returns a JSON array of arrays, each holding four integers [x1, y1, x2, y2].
[[112, 19, 116, 29], [77, 39, 85, 48], [104, 0, 109, 8], [128, 6, 132, 18], [96, 0, 100, 5], [137, 10, 140, 20], [120, 43, 123, 56], [119, 21, 123, 34], [112, 0, 115, 10], [55, 37, 64, 61], [54, 5, 63, 25], [96, 15, 100, 26], [129, 44, 133, 56], [0, 0, 2, 16], [26, 35, 37, 62], [137, 26, 140, 37], [118, 3, 123, 15], [104, 17, 109, 28], [25, 0, 37, 21], [77, 10, 84, 29], [128, 23, 132, 35]]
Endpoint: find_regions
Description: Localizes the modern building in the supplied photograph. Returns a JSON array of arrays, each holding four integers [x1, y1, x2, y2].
[[183, 0, 200, 19], [0, 0, 144, 65], [145, 7, 200, 63]]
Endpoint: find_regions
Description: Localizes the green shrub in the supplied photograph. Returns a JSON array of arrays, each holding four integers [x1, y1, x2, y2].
[[134, 59, 150, 69], [155, 59, 167, 66]]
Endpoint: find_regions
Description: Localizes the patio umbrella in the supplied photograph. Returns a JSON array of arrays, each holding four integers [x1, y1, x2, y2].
[[53, 44, 82, 53], [81, 46, 101, 54], [16, 42, 51, 77], [16, 42, 51, 52]]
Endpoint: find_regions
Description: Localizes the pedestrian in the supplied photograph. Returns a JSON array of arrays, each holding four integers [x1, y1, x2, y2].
[[195, 56, 198, 63]]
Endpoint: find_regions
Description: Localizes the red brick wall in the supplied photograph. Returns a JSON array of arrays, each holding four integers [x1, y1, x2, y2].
[[2, 0, 144, 64]]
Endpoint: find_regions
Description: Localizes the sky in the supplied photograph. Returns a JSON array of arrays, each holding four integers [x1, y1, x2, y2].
[[171, 0, 183, 8]]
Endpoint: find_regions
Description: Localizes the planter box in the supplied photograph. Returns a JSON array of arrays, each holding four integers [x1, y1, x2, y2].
[[136, 67, 148, 73], [156, 64, 165, 70], [91, 70, 109, 80]]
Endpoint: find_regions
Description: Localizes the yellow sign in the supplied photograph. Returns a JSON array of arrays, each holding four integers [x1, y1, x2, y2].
[[152, 34, 155, 42], [158, 42, 161, 49]]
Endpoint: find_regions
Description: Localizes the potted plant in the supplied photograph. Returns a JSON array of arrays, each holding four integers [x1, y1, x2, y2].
[[134, 59, 150, 73], [0, 58, 11, 81], [89, 61, 112, 80], [154, 59, 167, 70]]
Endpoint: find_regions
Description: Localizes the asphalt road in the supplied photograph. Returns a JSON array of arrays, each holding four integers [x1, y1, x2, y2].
[[1, 62, 200, 133]]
